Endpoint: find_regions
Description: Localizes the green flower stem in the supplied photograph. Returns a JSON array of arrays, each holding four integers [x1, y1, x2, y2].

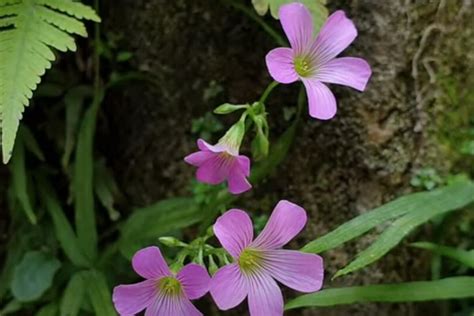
[[259, 80, 279, 105], [248, 80, 279, 125], [220, 0, 287, 47]]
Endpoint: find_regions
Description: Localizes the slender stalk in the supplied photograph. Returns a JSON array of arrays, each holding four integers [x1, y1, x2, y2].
[[93, 0, 101, 94], [296, 86, 305, 119], [220, 0, 287, 46], [259, 80, 279, 105]]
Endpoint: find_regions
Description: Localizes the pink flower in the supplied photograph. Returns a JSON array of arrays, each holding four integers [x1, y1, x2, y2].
[[209, 200, 324, 316], [266, 3, 372, 120], [185, 139, 251, 195], [113, 247, 210, 316]]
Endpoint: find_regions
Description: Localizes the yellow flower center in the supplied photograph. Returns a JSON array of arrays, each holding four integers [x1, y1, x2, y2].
[[238, 248, 263, 274], [158, 276, 182, 297], [294, 56, 313, 77]]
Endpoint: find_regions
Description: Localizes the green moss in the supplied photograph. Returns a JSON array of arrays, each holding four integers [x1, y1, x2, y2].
[[436, 75, 474, 175]]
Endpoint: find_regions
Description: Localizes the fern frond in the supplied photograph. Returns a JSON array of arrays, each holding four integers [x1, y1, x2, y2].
[[0, 0, 99, 163], [37, 0, 100, 22]]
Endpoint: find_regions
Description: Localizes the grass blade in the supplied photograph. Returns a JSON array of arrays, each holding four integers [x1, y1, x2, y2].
[[119, 198, 203, 258], [285, 277, 474, 310], [9, 129, 37, 224], [411, 242, 474, 268], [82, 270, 115, 316], [62, 85, 92, 169], [37, 175, 91, 267], [303, 181, 474, 253], [74, 89, 104, 262], [60, 272, 86, 316], [333, 182, 474, 278]]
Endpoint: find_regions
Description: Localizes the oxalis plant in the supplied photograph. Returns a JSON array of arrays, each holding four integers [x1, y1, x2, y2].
[[109, 3, 472, 316], [1, 1, 474, 316]]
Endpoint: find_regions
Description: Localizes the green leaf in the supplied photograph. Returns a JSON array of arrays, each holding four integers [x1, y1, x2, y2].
[[251, 0, 328, 33], [82, 270, 116, 316], [0, 0, 100, 163], [21, 125, 45, 161], [35, 303, 58, 316], [116, 51, 133, 62], [285, 277, 474, 309], [251, 125, 269, 160], [250, 120, 297, 182], [60, 272, 86, 316], [74, 90, 104, 262], [332, 182, 474, 278], [9, 129, 37, 224], [37, 0, 101, 22], [62, 85, 92, 169], [0, 220, 42, 300], [411, 242, 474, 268], [214, 103, 249, 115], [302, 181, 474, 254], [0, 300, 22, 315], [34, 82, 64, 98], [119, 198, 203, 258], [94, 159, 121, 221], [37, 175, 91, 267], [11, 251, 61, 302]]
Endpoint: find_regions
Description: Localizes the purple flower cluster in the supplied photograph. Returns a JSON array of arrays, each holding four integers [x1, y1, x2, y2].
[[114, 3, 371, 315], [113, 201, 323, 316], [186, 3, 371, 194]]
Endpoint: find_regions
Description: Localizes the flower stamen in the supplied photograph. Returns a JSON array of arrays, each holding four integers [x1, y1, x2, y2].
[[238, 248, 263, 274], [158, 276, 182, 297], [294, 56, 313, 77]]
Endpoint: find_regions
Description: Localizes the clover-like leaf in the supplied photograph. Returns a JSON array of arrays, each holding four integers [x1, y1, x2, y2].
[[11, 251, 61, 302], [251, 0, 328, 33]]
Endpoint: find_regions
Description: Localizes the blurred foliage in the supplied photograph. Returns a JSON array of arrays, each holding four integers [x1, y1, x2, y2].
[[410, 167, 444, 191], [251, 0, 328, 33], [191, 112, 224, 140]]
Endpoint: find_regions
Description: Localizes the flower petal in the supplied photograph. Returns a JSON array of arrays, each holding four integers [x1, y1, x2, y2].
[[184, 151, 214, 166], [237, 155, 251, 177], [262, 250, 324, 293], [176, 297, 203, 316], [316, 57, 372, 91], [177, 264, 211, 300], [228, 169, 252, 195], [214, 209, 254, 258], [279, 3, 313, 55], [197, 139, 225, 153], [113, 280, 156, 315], [210, 264, 248, 310], [252, 200, 307, 249], [265, 47, 298, 84], [145, 294, 202, 316], [132, 246, 171, 279], [302, 79, 337, 120], [247, 272, 283, 316], [310, 10, 357, 64], [196, 154, 231, 185]]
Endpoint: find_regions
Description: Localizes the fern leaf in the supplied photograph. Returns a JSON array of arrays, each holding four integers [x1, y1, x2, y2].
[[0, 0, 99, 163], [37, 0, 100, 22], [0, 1, 21, 6], [36, 6, 88, 36]]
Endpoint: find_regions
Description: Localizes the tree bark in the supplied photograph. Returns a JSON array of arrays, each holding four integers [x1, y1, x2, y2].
[[103, 0, 474, 315]]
